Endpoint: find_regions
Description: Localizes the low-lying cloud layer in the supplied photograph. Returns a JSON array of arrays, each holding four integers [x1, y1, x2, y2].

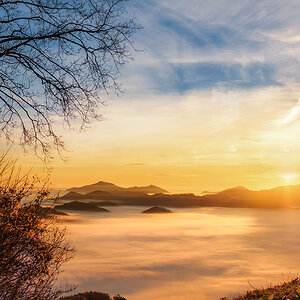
[[60, 207, 300, 299]]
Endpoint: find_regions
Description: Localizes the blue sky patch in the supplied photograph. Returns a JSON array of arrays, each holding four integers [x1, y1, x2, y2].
[[142, 62, 280, 93]]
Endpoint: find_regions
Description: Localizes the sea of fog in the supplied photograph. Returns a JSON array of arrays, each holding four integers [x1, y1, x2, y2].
[[58, 206, 300, 300]]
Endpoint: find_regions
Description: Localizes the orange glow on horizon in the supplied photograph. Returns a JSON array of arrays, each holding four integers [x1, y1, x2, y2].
[[9, 86, 300, 193]]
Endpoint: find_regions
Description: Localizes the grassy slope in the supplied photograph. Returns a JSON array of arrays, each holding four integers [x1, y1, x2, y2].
[[221, 278, 300, 300]]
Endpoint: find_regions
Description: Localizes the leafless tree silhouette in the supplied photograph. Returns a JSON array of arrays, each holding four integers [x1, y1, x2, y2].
[[0, 0, 139, 158], [0, 153, 75, 300]]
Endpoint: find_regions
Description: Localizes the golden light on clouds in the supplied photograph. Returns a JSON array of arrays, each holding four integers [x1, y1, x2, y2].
[[2, 0, 300, 196], [279, 173, 299, 185], [15, 85, 300, 193], [280, 97, 300, 125], [280, 174, 299, 180]]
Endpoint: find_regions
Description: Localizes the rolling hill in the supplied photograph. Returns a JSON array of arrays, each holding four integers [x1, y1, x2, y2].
[[66, 181, 168, 194]]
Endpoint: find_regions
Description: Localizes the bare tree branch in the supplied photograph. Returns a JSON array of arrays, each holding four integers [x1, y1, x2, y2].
[[0, 0, 140, 160]]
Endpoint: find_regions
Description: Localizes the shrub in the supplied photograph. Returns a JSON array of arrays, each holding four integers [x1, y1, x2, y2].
[[0, 154, 74, 300]]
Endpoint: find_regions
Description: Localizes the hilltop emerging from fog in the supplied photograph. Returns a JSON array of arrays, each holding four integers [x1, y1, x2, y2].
[[58, 180, 300, 209], [67, 181, 168, 194]]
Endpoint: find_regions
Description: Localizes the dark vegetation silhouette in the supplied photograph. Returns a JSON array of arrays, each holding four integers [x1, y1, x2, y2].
[[221, 278, 300, 300], [61, 291, 127, 300], [0, 153, 74, 300], [0, 0, 140, 159]]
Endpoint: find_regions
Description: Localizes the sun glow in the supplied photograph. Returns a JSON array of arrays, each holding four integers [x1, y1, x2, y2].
[[279, 173, 299, 185], [280, 174, 298, 180]]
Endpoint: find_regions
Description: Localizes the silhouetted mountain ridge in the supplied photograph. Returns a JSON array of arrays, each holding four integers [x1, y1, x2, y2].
[[67, 180, 168, 194], [220, 186, 249, 193], [142, 206, 173, 214], [61, 181, 300, 209], [55, 201, 110, 212]]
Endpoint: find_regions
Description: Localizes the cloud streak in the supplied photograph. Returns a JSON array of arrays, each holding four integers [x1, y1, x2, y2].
[[123, 0, 300, 95]]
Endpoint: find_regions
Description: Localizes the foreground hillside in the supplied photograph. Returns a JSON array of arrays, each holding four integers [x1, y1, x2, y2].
[[221, 278, 300, 300], [61, 279, 300, 300], [61, 291, 126, 300]]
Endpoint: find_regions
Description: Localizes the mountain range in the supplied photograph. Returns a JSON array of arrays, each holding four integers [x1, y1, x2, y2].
[[61, 181, 300, 209], [67, 181, 168, 194]]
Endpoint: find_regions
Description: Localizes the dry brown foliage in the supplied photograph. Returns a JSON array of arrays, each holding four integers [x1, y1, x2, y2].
[[0, 153, 75, 300]]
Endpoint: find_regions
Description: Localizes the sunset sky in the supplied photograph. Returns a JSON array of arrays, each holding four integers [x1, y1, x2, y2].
[[19, 0, 300, 193]]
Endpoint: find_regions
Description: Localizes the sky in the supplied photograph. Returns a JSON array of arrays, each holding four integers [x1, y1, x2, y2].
[[18, 0, 300, 193]]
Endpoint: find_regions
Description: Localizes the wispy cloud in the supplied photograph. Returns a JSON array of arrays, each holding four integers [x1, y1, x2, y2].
[[280, 98, 300, 125], [22, 1, 300, 192], [123, 0, 300, 94]]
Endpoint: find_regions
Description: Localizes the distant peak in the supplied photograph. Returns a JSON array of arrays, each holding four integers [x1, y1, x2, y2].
[[221, 186, 249, 193], [131, 184, 158, 188], [233, 186, 248, 190], [67, 191, 81, 195], [95, 181, 116, 186]]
